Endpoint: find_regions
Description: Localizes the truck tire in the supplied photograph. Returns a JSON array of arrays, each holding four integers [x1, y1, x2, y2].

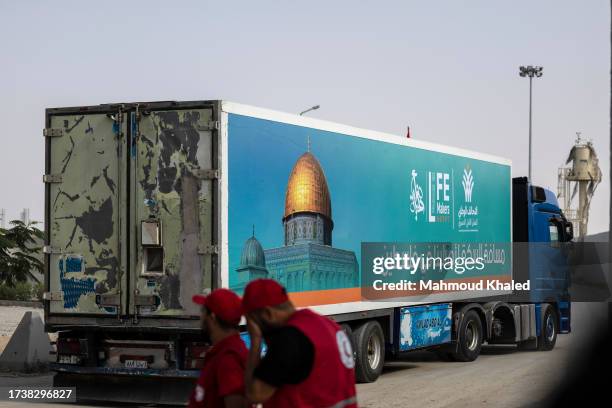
[[353, 320, 385, 383], [452, 310, 483, 362], [538, 307, 557, 351]]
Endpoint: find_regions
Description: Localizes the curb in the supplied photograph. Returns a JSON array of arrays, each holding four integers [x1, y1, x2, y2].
[[0, 300, 43, 308]]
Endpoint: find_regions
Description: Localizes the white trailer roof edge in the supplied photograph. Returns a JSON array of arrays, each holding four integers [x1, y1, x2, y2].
[[221, 101, 512, 167]]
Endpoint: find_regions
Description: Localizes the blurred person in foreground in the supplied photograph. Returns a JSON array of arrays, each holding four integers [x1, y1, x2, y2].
[[243, 278, 357, 408], [189, 289, 249, 408]]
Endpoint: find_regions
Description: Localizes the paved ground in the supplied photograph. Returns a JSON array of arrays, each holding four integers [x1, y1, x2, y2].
[[0, 302, 608, 407], [357, 302, 608, 408], [358, 341, 568, 408]]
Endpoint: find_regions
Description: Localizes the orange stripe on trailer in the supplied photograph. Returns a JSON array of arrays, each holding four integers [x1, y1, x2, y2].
[[287, 275, 513, 307], [288, 288, 362, 307]]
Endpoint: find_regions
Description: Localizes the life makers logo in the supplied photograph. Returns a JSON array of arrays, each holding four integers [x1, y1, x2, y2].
[[428, 171, 451, 224], [409, 164, 479, 232], [409, 169, 451, 224]]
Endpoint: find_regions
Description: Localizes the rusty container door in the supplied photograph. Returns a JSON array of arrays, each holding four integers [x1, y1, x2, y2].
[[45, 111, 127, 315], [130, 107, 215, 318]]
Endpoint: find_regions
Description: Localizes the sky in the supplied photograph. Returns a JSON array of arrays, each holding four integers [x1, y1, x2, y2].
[[0, 0, 609, 234]]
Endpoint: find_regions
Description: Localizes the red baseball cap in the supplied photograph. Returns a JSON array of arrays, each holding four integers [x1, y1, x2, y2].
[[192, 289, 242, 325], [242, 279, 289, 314]]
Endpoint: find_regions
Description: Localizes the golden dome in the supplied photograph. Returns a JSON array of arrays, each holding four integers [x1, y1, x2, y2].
[[284, 152, 332, 220]]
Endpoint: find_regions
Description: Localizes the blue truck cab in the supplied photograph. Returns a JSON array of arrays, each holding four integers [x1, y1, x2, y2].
[[512, 177, 573, 336]]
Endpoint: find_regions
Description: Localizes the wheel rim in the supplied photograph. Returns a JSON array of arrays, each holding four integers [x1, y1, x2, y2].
[[545, 314, 555, 342], [465, 321, 479, 351], [367, 333, 382, 369]]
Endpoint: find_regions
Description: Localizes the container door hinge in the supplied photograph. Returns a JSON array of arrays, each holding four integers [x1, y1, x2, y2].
[[43, 174, 63, 183], [197, 120, 219, 131], [43, 292, 64, 302], [43, 246, 62, 254], [194, 169, 219, 180], [198, 244, 218, 255], [43, 128, 63, 138]]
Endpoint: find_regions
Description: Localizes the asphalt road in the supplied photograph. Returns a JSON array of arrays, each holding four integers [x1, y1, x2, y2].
[[0, 302, 608, 408], [358, 302, 608, 408], [358, 339, 567, 408]]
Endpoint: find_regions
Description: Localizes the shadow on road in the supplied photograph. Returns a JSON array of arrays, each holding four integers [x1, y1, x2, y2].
[[480, 345, 518, 355], [386, 345, 519, 365], [381, 362, 420, 374]]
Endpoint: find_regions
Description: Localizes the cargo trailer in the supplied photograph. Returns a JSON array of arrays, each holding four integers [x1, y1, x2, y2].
[[43, 101, 573, 403]]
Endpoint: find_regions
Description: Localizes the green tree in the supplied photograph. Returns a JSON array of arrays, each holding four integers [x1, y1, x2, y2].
[[0, 220, 44, 286]]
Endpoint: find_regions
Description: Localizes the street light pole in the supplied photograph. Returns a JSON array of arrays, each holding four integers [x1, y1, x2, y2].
[[528, 74, 533, 181], [299, 105, 320, 116], [519, 65, 543, 182]]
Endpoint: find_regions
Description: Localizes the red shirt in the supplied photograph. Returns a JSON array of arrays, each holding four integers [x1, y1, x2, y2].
[[188, 333, 248, 408], [264, 309, 357, 408]]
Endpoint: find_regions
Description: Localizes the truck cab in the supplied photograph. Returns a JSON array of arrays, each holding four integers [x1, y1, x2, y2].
[[512, 177, 573, 334]]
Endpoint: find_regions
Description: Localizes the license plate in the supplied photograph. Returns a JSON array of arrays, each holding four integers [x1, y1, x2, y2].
[[59, 355, 81, 364], [124, 359, 148, 369]]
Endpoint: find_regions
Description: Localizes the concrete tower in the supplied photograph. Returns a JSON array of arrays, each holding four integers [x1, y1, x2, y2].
[[557, 133, 602, 239]]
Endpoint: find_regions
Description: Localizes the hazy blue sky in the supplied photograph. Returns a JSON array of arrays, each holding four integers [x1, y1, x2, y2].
[[1, 0, 609, 233]]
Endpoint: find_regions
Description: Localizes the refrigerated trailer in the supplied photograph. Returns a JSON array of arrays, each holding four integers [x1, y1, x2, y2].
[[43, 101, 573, 403]]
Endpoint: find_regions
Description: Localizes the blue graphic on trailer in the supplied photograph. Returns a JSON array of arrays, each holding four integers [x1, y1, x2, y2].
[[399, 303, 452, 351], [58, 255, 96, 309], [240, 332, 268, 355]]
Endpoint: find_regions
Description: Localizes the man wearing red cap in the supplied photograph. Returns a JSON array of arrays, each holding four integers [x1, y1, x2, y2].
[[189, 289, 249, 408], [243, 279, 357, 408]]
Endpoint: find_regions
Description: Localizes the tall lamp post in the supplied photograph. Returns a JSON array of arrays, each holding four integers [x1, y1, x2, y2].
[[519, 65, 543, 181], [299, 105, 320, 116]]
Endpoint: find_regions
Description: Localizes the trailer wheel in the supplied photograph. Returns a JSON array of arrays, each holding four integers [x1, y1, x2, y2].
[[538, 307, 557, 351], [453, 310, 482, 362], [353, 320, 384, 383]]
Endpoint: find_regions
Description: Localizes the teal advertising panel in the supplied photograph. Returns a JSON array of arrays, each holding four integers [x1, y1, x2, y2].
[[227, 113, 511, 304]]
